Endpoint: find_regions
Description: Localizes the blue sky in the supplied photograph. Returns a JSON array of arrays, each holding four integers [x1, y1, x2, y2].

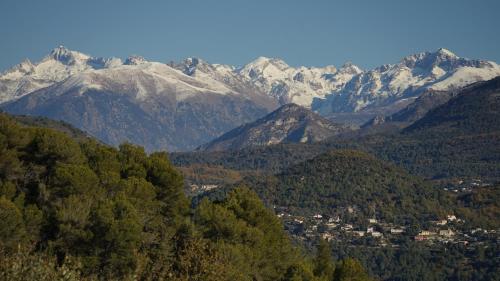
[[0, 0, 499, 71]]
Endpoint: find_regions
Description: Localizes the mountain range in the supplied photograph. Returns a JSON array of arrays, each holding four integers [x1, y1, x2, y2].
[[1, 46, 499, 151], [313, 48, 500, 114]]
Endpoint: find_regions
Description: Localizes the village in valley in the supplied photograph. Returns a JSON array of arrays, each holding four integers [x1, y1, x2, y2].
[[276, 208, 498, 249], [273, 179, 498, 249]]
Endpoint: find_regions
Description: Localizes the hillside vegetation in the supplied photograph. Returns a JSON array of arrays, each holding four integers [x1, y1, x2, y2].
[[0, 113, 371, 281], [248, 150, 448, 224]]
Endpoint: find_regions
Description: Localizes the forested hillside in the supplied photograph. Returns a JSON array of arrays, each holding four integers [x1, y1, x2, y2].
[[406, 77, 500, 134], [0, 113, 372, 281], [245, 150, 448, 223]]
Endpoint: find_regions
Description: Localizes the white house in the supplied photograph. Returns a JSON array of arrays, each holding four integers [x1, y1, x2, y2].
[[313, 214, 323, 219], [439, 229, 455, 237], [353, 231, 366, 237], [390, 228, 404, 234]]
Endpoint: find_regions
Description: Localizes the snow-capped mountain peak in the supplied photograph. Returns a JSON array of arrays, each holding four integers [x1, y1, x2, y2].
[[314, 48, 500, 114], [436, 47, 458, 58], [234, 57, 361, 107], [0, 46, 123, 103], [124, 55, 148, 65], [238, 56, 290, 78], [178, 57, 208, 75], [46, 45, 91, 65], [338, 62, 363, 75], [171, 57, 239, 88]]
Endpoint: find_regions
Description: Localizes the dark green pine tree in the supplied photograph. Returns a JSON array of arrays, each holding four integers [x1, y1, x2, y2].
[[314, 239, 335, 280]]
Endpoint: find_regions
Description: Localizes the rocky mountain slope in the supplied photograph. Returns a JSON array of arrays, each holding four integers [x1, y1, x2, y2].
[[1, 58, 276, 151], [199, 103, 349, 151], [361, 89, 457, 129]]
